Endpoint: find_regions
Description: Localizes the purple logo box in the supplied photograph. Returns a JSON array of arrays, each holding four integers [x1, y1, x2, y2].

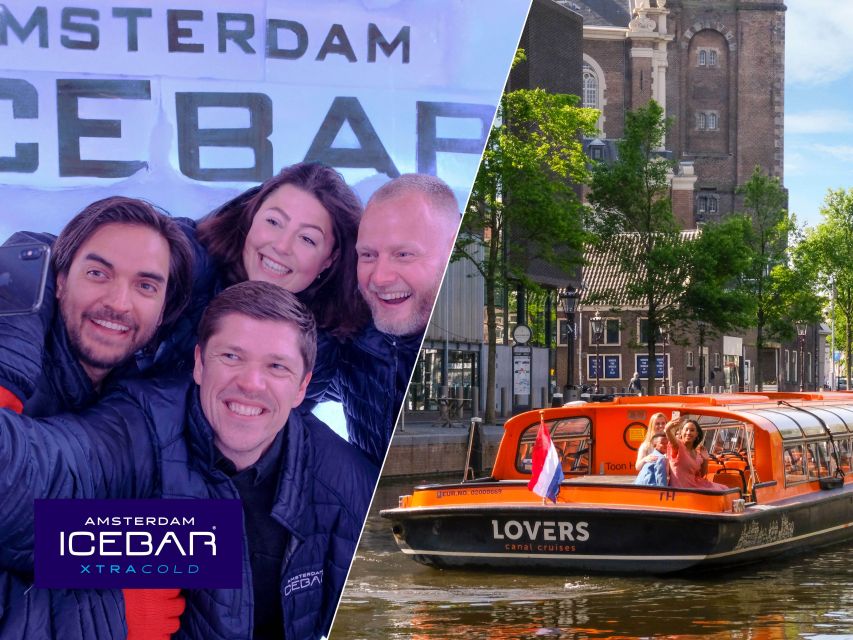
[[35, 499, 243, 589]]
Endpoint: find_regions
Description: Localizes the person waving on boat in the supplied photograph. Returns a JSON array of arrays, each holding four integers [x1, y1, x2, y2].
[[665, 417, 728, 491]]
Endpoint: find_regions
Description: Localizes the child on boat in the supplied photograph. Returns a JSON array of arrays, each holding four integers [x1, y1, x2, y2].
[[634, 433, 668, 486]]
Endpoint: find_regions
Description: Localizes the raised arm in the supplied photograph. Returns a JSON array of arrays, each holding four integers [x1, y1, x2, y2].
[[664, 418, 682, 449], [0, 391, 158, 572]]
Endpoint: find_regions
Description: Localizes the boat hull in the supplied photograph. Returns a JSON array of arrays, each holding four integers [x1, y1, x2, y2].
[[382, 484, 853, 574]]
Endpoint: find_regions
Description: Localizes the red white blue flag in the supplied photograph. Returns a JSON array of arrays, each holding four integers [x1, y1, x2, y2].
[[527, 413, 564, 503]]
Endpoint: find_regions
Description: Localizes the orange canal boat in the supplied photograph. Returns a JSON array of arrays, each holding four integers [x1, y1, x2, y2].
[[381, 392, 853, 573]]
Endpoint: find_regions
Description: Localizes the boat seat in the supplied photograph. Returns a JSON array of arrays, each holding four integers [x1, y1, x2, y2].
[[712, 469, 746, 493]]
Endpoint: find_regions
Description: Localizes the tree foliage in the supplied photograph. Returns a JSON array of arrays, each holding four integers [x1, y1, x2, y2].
[[455, 50, 598, 422], [796, 188, 853, 385], [737, 167, 822, 389], [586, 101, 686, 393]]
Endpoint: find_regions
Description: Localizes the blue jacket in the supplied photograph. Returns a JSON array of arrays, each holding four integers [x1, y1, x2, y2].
[[0, 265, 137, 639], [0, 376, 377, 639], [313, 323, 422, 466]]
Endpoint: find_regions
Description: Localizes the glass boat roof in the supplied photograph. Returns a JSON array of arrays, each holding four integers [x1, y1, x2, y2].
[[736, 405, 853, 440]]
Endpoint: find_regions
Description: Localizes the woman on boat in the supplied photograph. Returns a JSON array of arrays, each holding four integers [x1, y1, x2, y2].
[[665, 417, 728, 490], [635, 412, 668, 472], [154, 162, 370, 371]]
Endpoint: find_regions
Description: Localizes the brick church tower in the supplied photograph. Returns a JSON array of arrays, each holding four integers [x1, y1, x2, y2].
[[576, 0, 786, 227]]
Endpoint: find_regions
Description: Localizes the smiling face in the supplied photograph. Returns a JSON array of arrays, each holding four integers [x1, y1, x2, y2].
[[356, 191, 452, 336], [241, 184, 335, 293], [56, 223, 170, 385], [653, 415, 667, 433], [679, 421, 700, 448], [193, 313, 310, 470]]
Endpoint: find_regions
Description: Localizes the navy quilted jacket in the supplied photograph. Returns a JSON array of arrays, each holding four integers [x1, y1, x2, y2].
[[0, 376, 377, 639], [0, 279, 137, 639], [313, 323, 422, 466]]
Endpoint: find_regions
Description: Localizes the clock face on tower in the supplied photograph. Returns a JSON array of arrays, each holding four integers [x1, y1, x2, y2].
[[513, 324, 532, 345]]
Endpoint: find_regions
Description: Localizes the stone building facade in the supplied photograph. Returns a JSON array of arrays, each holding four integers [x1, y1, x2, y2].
[[559, 0, 827, 394], [578, 0, 786, 223]]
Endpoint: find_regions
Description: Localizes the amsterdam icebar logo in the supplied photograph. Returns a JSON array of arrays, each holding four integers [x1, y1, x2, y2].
[[34, 499, 242, 588]]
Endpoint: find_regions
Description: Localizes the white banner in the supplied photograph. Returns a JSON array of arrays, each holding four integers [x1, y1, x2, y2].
[[0, 0, 531, 236]]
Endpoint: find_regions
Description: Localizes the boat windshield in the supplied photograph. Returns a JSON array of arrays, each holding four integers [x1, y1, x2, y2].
[[515, 417, 592, 475]]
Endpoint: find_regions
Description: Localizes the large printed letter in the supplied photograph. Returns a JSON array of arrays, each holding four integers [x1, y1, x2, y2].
[[176, 92, 273, 181]]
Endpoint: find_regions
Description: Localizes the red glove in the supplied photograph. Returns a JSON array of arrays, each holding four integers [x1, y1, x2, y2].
[[0, 387, 22, 414], [123, 588, 185, 640]]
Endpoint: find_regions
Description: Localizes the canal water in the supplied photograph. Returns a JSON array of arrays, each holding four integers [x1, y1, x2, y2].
[[331, 474, 853, 640]]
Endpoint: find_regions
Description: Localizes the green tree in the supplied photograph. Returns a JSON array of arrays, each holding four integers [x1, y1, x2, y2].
[[738, 167, 822, 390], [796, 188, 853, 386], [679, 215, 756, 388], [456, 50, 598, 423], [586, 100, 685, 394]]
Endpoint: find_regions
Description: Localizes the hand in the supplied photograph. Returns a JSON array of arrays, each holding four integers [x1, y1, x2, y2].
[[124, 589, 185, 639]]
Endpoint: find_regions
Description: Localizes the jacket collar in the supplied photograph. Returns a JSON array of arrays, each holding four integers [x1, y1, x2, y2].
[[186, 389, 315, 541], [45, 314, 97, 411]]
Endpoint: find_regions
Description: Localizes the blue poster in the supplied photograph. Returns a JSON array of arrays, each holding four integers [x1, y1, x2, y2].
[[636, 355, 667, 379], [587, 355, 602, 378], [604, 355, 620, 379]]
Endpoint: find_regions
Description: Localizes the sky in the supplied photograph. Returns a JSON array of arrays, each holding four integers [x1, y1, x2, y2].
[[785, 0, 853, 228]]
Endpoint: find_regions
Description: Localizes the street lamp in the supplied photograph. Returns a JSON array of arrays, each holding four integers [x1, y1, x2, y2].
[[559, 288, 579, 398], [658, 326, 669, 393], [796, 322, 808, 392], [697, 320, 707, 393], [591, 313, 604, 394]]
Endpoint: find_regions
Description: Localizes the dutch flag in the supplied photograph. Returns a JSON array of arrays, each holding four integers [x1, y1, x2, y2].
[[527, 412, 564, 503]]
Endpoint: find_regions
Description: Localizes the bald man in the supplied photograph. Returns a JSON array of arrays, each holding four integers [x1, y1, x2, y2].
[[313, 174, 460, 465]]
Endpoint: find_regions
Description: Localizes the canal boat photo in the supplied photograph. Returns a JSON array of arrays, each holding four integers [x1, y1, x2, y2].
[[381, 392, 853, 573]]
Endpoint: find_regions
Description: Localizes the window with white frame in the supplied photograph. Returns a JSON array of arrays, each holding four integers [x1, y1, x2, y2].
[[744, 359, 751, 384], [686, 351, 695, 368], [582, 64, 598, 110], [589, 318, 620, 346], [696, 111, 719, 131], [793, 350, 798, 382], [714, 352, 721, 369], [697, 194, 719, 217], [697, 48, 719, 68], [785, 350, 790, 382], [557, 318, 575, 346]]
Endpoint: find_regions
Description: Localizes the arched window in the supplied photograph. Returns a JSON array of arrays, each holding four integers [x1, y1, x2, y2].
[[699, 50, 707, 66], [582, 64, 598, 110], [709, 50, 718, 66], [697, 112, 707, 130], [708, 112, 718, 130]]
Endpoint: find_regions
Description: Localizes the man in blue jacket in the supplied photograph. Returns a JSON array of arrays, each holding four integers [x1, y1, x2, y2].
[[315, 174, 460, 466], [0, 281, 376, 639], [0, 196, 195, 639]]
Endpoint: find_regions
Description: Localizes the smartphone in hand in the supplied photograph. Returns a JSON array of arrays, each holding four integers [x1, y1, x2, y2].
[[0, 243, 50, 316]]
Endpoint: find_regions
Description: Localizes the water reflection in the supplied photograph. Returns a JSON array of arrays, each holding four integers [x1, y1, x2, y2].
[[332, 475, 853, 639]]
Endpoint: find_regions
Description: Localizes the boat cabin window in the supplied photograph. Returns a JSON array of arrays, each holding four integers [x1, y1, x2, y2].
[[694, 418, 753, 461], [516, 417, 592, 475], [784, 438, 846, 485], [837, 437, 853, 475]]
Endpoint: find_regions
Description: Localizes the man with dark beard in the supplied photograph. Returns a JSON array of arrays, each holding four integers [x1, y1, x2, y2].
[[313, 174, 460, 465], [0, 196, 194, 639]]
